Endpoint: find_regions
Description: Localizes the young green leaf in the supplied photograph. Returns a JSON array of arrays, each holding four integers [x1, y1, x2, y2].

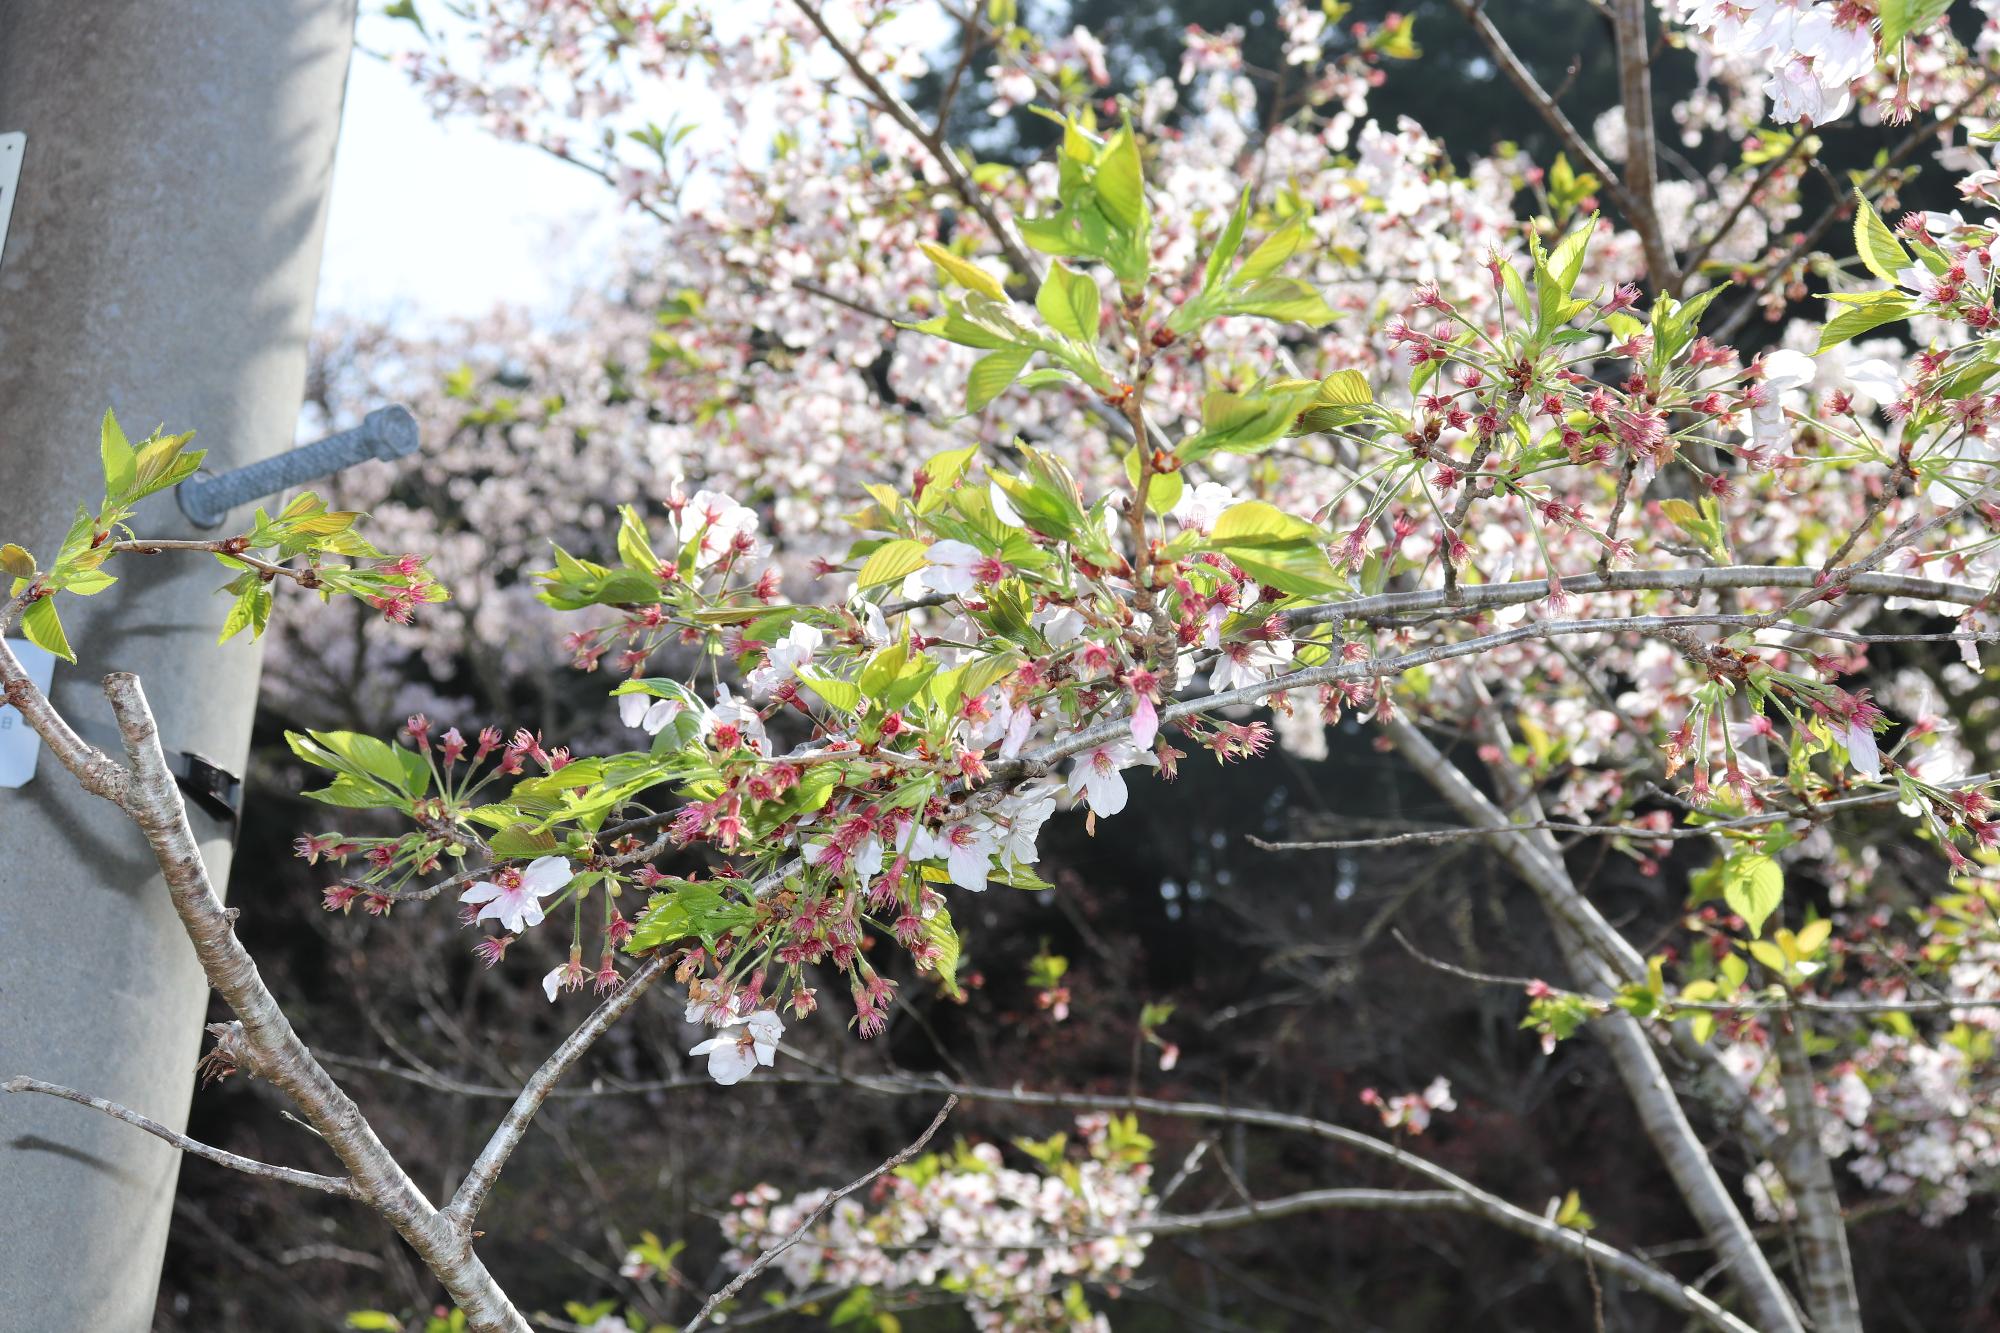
[[100, 409, 137, 500], [1722, 852, 1784, 939], [966, 346, 1035, 411], [1851, 192, 1911, 283], [918, 240, 1007, 300], [1035, 262, 1101, 344], [857, 538, 929, 589], [21, 597, 73, 663]]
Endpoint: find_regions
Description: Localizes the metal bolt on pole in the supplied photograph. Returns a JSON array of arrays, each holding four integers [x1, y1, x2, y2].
[[177, 404, 420, 527]]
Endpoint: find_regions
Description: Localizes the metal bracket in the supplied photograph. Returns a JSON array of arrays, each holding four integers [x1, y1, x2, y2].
[[0, 132, 24, 272], [176, 404, 421, 528], [68, 717, 243, 825]]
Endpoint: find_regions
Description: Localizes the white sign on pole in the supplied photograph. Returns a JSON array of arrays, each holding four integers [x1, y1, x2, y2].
[[0, 132, 24, 268], [0, 639, 56, 788]]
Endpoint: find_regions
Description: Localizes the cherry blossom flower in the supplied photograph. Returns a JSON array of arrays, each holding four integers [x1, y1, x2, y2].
[[1210, 637, 1296, 693], [911, 817, 1001, 891], [460, 856, 572, 933], [619, 691, 687, 734], [917, 539, 983, 596], [746, 622, 823, 697], [1067, 740, 1158, 817], [690, 1009, 785, 1085]]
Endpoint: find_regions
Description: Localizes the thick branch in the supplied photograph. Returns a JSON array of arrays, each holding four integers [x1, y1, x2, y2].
[[1446, 0, 1660, 274], [1611, 0, 1679, 291], [2, 1076, 362, 1199], [1284, 564, 1989, 629], [95, 673, 529, 1333], [0, 633, 132, 804], [1387, 718, 1808, 1333], [1771, 1008, 1863, 1333]]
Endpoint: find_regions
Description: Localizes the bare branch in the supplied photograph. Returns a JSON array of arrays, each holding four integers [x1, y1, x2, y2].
[[1387, 928, 2000, 1017], [1770, 1010, 1863, 1333], [444, 954, 675, 1231], [1250, 768, 2000, 852], [3, 1076, 362, 1199], [94, 672, 531, 1332], [1610, 0, 1680, 291], [683, 1096, 958, 1331], [788, 0, 1044, 287], [1386, 718, 1807, 1333], [1445, 0, 1664, 278], [1284, 564, 1990, 629], [1143, 1188, 1750, 1333]]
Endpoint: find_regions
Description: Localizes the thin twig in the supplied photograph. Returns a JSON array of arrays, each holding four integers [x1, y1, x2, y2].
[[3, 1076, 363, 1199], [682, 1096, 958, 1330], [445, 954, 675, 1230]]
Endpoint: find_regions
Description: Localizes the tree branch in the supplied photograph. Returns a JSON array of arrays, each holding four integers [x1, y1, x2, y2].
[[788, 0, 1044, 287], [1139, 1188, 1752, 1333], [1610, 0, 1679, 291], [1387, 717, 1809, 1333], [683, 1096, 957, 1331], [1771, 1007, 1863, 1333], [92, 672, 530, 1332], [3, 1076, 363, 1199], [1446, 0, 1657, 272], [444, 953, 675, 1231]]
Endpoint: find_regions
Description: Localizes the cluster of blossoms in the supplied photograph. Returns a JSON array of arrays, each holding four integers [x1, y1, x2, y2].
[[1681, 1, 1878, 124], [716, 1115, 1156, 1331], [1360, 1076, 1458, 1135]]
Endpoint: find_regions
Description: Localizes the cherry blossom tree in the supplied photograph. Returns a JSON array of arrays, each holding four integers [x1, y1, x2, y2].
[[11, 2, 2000, 1330]]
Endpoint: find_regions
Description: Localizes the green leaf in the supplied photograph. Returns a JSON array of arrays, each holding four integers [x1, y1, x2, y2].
[[1880, 0, 1954, 49], [918, 240, 1006, 300], [100, 409, 137, 499], [1817, 292, 1913, 350], [1207, 501, 1343, 595], [0, 543, 32, 578], [966, 346, 1034, 412], [344, 1314, 404, 1332], [1548, 215, 1596, 298], [489, 822, 560, 859], [796, 667, 862, 713], [1221, 277, 1335, 327], [1722, 852, 1784, 939], [1035, 262, 1101, 344], [1122, 449, 1184, 514], [1852, 192, 1911, 283], [1313, 369, 1371, 407], [616, 504, 660, 574], [1211, 500, 1322, 546], [382, 0, 425, 33], [857, 538, 928, 589], [1234, 215, 1307, 286], [217, 582, 272, 643], [925, 906, 965, 998], [916, 445, 980, 515], [1178, 385, 1319, 462], [1203, 191, 1253, 293], [1093, 126, 1147, 232], [21, 597, 73, 662]]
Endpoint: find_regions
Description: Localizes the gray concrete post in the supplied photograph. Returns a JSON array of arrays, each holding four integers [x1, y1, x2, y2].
[[0, 3, 357, 1328]]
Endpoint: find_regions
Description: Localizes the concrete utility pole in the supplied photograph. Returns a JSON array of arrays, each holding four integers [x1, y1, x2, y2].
[[0, 3, 357, 1328]]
